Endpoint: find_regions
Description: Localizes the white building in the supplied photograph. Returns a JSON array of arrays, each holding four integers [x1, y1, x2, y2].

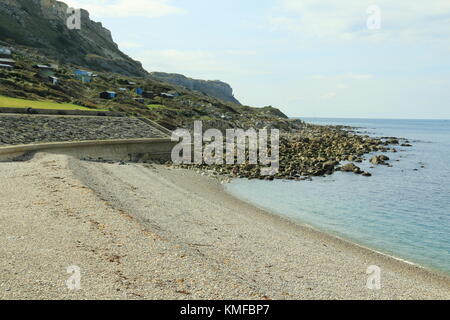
[[0, 47, 12, 57]]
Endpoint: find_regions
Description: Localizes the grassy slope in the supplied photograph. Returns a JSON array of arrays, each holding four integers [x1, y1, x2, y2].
[[0, 95, 105, 111]]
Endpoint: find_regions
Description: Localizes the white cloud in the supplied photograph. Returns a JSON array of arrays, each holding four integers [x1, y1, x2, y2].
[[271, 0, 450, 41], [348, 74, 373, 80], [64, 0, 184, 18], [311, 73, 373, 80], [226, 50, 258, 56]]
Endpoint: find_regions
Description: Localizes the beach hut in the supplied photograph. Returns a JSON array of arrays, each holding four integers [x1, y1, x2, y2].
[[118, 79, 136, 86], [0, 58, 15, 68], [34, 64, 57, 78], [160, 92, 176, 99], [48, 64, 59, 70], [0, 64, 13, 70], [74, 69, 93, 83], [142, 91, 155, 99], [47, 76, 59, 85], [0, 47, 11, 58], [99, 91, 117, 99]]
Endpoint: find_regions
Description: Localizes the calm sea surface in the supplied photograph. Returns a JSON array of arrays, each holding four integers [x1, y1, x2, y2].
[[225, 118, 450, 274]]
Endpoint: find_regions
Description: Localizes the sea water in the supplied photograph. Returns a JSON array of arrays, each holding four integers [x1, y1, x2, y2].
[[225, 118, 450, 274]]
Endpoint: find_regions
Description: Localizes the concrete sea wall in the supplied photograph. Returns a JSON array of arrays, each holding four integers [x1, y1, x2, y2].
[[0, 138, 177, 162]]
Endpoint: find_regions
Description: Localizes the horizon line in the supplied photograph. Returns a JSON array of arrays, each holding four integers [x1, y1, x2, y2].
[[292, 116, 450, 121]]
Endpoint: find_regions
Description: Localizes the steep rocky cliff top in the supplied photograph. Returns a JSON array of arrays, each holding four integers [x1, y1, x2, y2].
[[0, 0, 147, 76], [150, 72, 241, 105]]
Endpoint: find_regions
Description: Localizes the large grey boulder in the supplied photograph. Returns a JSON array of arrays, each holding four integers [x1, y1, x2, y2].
[[339, 163, 363, 174], [370, 155, 390, 165]]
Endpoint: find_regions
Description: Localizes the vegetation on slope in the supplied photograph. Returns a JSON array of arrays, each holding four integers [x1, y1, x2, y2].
[[0, 95, 103, 110], [0, 44, 298, 131]]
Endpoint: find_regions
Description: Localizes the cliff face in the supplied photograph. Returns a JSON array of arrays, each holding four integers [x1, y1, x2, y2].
[[150, 72, 241, 105], [0, 0, 244, 104], [0, 0, 147, 76]]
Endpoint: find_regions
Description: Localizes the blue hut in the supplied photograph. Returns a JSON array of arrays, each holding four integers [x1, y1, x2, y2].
[[74, 69, 93, 83], [135, 88, 144, 95]]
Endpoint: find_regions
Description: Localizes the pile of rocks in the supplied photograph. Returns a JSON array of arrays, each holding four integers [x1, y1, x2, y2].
[[173, 124, 406, 180], [0, 114, 167, 145]]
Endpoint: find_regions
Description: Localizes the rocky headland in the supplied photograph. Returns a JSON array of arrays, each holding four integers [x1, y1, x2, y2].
[[149, 72, 242, 105], [0, 0, 147, 77]]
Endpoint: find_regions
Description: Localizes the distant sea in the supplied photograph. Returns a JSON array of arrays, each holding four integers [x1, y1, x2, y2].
[[226, 118, 450, 275]]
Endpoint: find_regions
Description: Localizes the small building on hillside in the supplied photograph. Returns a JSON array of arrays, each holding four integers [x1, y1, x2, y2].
[[118, 88, 127, 92], [0, 47, 12, 58], [160, 92, 176, 99], [0, 58, 15, 68], [0, 64, 13, 70], [142, 91, 155, 99], [34, 64, 57, 78], [100, 91, 117, 99], [118, 79, 136, 86], [47, 76, 59, 85], [74, 69, 93, 83], [135, 88, 144, 95], [133, 98, 145, 104]]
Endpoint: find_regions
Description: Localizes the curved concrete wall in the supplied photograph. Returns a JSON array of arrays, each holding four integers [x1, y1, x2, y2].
[[0, 138, 177, 162]]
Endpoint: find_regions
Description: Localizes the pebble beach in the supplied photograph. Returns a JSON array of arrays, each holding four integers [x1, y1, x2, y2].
[[0, 152, 449, 299]]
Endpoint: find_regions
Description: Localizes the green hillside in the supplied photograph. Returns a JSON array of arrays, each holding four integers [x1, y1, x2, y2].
[[0, 45, 295, 131]]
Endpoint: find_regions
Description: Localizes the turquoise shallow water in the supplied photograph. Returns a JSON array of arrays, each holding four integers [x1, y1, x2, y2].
[[225, 118, 450, 274]]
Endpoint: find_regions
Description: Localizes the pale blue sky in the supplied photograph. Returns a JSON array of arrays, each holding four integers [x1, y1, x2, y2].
[[66, 0, 450, 119]]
